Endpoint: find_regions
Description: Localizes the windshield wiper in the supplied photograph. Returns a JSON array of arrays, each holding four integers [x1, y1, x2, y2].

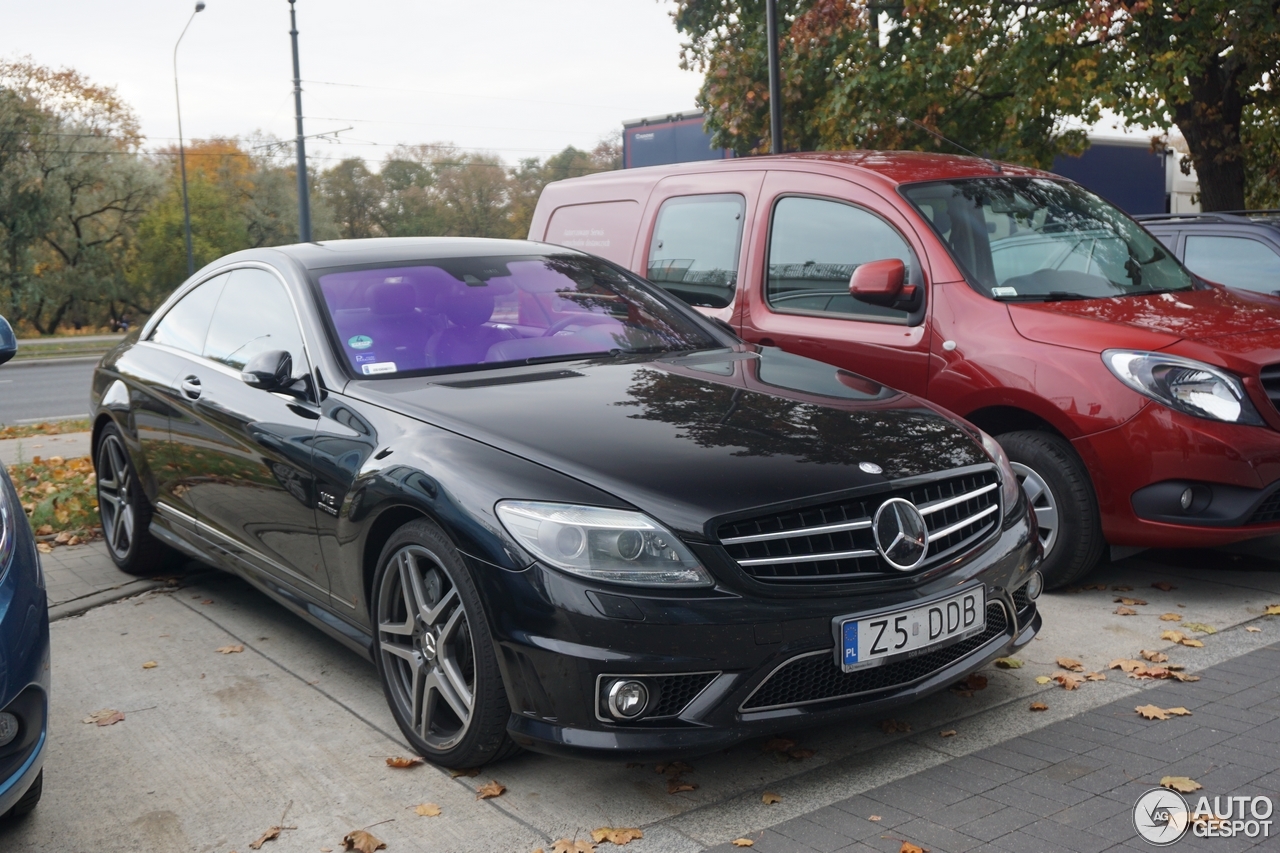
[[994, 291, 1093, 302]]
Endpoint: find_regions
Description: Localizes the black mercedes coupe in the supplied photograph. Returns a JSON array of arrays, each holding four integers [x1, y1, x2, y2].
[[90, 238, 1041, 767]]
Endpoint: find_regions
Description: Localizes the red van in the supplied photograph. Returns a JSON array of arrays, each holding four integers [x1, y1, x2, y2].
[[529, 152, 1280, 588]]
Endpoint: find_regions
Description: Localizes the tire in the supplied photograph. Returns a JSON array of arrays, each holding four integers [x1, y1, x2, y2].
[[372, 519, 518, 768], [95, 424, 172, 575], [1, 770, 42, 820], [997, 430, 1105, 590]]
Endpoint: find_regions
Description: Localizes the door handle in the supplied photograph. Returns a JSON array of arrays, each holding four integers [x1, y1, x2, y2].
[[180, 376, 202, 400]]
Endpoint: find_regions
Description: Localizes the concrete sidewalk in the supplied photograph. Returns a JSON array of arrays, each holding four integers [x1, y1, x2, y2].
[[41, 540, 176, 621]]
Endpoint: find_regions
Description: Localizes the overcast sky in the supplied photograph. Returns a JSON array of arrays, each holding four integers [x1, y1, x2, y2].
[[2, 0, 702, 167]]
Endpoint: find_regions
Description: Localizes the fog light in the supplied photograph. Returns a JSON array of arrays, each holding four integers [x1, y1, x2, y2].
[[0, 712, 18, 747], [1180, 487, 1194, 511], [1024, 571, 1044, 602], [607, 680, 649, 720]]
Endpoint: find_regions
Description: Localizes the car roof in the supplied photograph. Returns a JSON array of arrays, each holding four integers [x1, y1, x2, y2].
[[262, 237, 579, 271], [1135, 211, 1280, 231]]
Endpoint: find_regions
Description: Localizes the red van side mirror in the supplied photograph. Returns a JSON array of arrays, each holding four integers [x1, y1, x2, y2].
[[849, 259, 907, 306]]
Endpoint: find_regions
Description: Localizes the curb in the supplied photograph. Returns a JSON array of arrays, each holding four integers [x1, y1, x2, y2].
[[49, 579, 169, 621], [7, 355, 105, 368]]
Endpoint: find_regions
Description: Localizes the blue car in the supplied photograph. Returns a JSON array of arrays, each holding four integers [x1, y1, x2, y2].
[[0, 316, 49, 820]]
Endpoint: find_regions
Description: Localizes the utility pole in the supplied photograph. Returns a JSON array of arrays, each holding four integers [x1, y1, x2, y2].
[[173, 1, 206, 277], [289, 0, 312, 243], [765, 0, 783, 155]]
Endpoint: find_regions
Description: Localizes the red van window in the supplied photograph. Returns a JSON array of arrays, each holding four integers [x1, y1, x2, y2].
[[647, 194, 745, 309], [544, 201, 641, 266]]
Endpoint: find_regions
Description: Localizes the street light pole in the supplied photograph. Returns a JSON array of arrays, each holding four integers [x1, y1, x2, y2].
[[765, 0, 783, 155], [173, 1, 205, 278], [289, 0, 312, 243]]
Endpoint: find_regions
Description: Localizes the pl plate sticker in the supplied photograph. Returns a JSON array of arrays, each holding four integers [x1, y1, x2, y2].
[[354, 353, 377, 364], [361, 362, 397, 375], [348, 335, 373, 350]]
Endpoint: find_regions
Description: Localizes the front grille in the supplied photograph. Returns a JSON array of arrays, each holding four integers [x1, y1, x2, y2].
[[717, 468, 1000, 583], [1249, 489, 1280, 525], [740, 602, 1009, 712], [1260, 363, 1280, 416], [649, 673, 717, 718]]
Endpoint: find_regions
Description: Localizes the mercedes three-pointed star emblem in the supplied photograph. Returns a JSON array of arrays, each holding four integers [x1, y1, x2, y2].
[[873, 497, 930, 571]]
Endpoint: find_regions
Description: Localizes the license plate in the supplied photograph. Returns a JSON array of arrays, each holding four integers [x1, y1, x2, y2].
[[835, 587, 985, 673]]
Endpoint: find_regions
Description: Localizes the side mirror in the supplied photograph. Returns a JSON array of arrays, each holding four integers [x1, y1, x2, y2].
[[0, 316, 16, 366], [241, 349, 293, 392], [849, 259, 907, 307]]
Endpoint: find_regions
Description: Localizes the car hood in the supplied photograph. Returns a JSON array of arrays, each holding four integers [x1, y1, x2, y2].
[[343, 348, 989, 535], [1008, 286, 1280, 354]]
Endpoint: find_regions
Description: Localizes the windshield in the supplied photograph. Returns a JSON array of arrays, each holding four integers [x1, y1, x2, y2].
[[315, 254, 718, 377], [901, 178, 1196, 301]]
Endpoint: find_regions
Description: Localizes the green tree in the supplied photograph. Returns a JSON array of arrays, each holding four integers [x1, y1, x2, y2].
[[508, 138, 621, 239], [673, 1, 1280, 210], [317, 157, 384, 239]]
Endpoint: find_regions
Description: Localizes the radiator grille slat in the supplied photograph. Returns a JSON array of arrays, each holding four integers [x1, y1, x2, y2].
[[717, 468, 1001, 583]]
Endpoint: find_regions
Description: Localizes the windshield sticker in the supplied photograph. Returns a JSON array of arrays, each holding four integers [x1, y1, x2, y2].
[[991, 286, 1018, 297], [361, 362, 397, 375], [354, 353, 377, 364], [348, 335, 373, 350]]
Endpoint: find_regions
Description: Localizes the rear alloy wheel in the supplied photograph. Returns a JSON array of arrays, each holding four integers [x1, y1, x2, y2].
[[372, 519, 517, 767], [997, 430, 1105, 590], [96, 424, 171, 575]]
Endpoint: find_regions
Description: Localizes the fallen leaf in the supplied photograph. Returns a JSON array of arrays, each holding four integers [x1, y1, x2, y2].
[[868, 815, 882, 821], [1053, 673, 1082, 690], [1085, 672, 1106, 681], [1034, 676, 1052, 684], [1029, 702, 1048, 711], [880, 719, 911, 734], [550, 840, 595, 853], [36, 543, 53, 554], [142, 661, 158, 669], [900, 843, 929, 853], [1161, 630, 1186, 643], [1082, 583, 1107, 590], [1180, 638, 1205, 648], [1056, 657, 1084, 672], [667, 777, 698, 794], [761, 791, 782, 805], [939, 729, 957, 737], [35, 524, 53, 536], [1152, 582, 1177, 591], [1182, 623, 1216, 634], [216, 644, 244, 654], [249, 827, 281, 849], [1112, 585, 1133, 592], [993, 657, 1023, 669], [1114, 606, 1137, 616], [414, 803, 441, 817], [476, 780, 506, 799], [386, 756, 424, 769], [655, 760, 694, 775], [590, 827, 643, 845], [1136, 704, 1171, 720], [341, 829, 386, 853], [1161, 776, 1202, 794], [1160, 613, 1182, 621], [1114, 597, 1148, 606], [760, 737, 795, 754], [1265, 604, 1280, 616], [1168, 670, 1200, 682], [1140, 650, 1169, 663], [449, 767, 479, 778], [82, 708, 124, 726], [1247, 626, 1262, 633], [201, 599, 214, 605], [731, 840, 754, 848]]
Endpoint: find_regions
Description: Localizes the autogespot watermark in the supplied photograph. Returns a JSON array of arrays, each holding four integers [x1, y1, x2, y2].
[[1133, 788, 1275, 845]]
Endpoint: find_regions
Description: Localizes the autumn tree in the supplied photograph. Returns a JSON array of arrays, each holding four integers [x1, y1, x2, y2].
[[508, 137, 622, 238], [672, 1, 1280, 210]]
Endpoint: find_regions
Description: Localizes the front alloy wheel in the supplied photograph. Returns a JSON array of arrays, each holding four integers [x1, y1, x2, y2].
[[372, 520, 516, 767]]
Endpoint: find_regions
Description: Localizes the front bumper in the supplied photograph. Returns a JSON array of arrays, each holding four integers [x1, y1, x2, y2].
[[1075, 403, 1280, 548], [471, 514, 1038, 760]]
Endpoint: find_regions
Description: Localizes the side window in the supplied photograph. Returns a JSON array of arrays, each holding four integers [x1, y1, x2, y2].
[[647, 194, 745, 309], [767, 197, 916, 322], [204, 268, 307, 375], [150, 273, 229, 355], [1184, 235, 1280, 293]]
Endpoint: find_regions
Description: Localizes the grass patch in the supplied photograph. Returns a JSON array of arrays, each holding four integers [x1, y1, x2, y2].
[[0, 419, 93, 440], [6, 454, 100, 549]]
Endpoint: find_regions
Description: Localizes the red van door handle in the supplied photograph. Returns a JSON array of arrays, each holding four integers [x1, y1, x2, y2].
[[758, 338, 775, 347]]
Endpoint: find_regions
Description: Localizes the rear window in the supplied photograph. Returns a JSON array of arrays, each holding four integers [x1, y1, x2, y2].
[[315, 254, 717, 377]]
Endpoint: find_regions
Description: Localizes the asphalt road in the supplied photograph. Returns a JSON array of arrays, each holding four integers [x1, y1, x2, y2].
[[0, 359, 97, 425]]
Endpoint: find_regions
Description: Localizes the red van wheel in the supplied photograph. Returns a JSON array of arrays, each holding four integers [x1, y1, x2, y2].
[[997, 431, 1104, 589]]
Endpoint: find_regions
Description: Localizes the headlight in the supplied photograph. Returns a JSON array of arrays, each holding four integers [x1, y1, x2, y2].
[[978, 430, 1022, 511], [1103, 350, 1264, 425], [496, 501, 713, 587], [0, 473, 17, 571]]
